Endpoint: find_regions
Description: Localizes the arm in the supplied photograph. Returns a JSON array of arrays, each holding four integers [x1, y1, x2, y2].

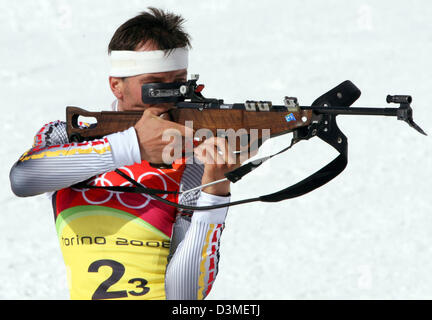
[[165, 137, 237, 300], [165, 192, 229, 300], [9, 120, 140, 197]]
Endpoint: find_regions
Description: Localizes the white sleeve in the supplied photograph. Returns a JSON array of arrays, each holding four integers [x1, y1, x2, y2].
[[105, 126, 141, 167], [10, 121, 140, 197], [165, 191, 230, 300]]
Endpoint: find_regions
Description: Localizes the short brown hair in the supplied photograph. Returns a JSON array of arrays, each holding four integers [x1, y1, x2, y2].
[[108, 7, 192, 54]]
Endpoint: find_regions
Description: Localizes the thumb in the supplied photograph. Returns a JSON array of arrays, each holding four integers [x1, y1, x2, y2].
[[145, 106, 174, 117]]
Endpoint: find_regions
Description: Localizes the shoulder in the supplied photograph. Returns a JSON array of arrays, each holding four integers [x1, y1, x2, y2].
[[33, 120, 68, 146]]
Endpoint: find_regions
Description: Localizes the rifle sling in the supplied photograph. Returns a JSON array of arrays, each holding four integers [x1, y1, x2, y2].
[[72, 175, 179, 195]]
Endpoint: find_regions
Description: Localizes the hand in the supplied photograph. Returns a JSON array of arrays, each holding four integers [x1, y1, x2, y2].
[[134, 106, 194, 164], [194, 137, 241, 196]]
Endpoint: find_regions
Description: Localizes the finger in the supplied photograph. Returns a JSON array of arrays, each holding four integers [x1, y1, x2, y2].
[[212, 137, 239, 165], [193, 143, 206, 164], [159, 112, 171, 121], [213, 138, 231, 165], [193, 146, 206, 164], [194, 142, 217, 165], [145, 106, 175, 117], [203, 137, 231, 165]]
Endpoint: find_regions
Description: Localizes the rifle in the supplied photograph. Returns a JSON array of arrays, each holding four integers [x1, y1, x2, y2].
[[66, 76, 426, 210]]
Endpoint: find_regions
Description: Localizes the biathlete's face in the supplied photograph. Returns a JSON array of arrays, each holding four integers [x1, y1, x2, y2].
[[109, 41, 187, 112], [111, 68, 187, 112]]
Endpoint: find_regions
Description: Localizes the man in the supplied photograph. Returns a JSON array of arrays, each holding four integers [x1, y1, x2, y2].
[[10, 8, 238, 300]]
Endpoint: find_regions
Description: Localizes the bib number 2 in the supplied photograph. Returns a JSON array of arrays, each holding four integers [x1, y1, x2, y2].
[[88, 259, 150, 300]]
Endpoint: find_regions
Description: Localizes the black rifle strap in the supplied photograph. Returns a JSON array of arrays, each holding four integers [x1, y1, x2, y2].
[[260, 136, 347, 203]]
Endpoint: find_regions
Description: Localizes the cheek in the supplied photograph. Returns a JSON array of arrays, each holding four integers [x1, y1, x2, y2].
[[124, 82, 142, 103]]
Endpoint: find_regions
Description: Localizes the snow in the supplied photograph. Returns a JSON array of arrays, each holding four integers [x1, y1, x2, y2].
[[1, 0, 431, 299]]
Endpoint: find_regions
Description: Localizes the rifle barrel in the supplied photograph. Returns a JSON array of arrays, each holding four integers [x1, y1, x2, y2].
[[176, 102, 400, 117], [300, 106, 399, 117]]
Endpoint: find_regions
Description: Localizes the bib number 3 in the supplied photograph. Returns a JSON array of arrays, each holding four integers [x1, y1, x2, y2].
[[88, 259, 150, 300]]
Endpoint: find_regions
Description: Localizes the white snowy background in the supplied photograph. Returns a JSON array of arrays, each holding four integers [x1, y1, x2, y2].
[[1, 0, 431, 299]]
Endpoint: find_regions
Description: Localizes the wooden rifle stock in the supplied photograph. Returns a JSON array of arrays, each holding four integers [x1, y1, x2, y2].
[[66, 106, 313, 143]]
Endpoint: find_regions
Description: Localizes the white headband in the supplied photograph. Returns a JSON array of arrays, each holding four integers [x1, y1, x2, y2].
[[109, 47, 189, 77]]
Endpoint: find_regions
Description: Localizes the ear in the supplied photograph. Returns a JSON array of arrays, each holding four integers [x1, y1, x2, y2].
[[109, 77, 124, 100]]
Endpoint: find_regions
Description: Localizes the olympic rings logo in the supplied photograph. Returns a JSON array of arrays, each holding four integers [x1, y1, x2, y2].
[[71, 167, 169, 209]]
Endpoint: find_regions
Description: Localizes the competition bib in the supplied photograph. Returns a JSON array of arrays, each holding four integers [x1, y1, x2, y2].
[[56, 205, 171, 300]]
